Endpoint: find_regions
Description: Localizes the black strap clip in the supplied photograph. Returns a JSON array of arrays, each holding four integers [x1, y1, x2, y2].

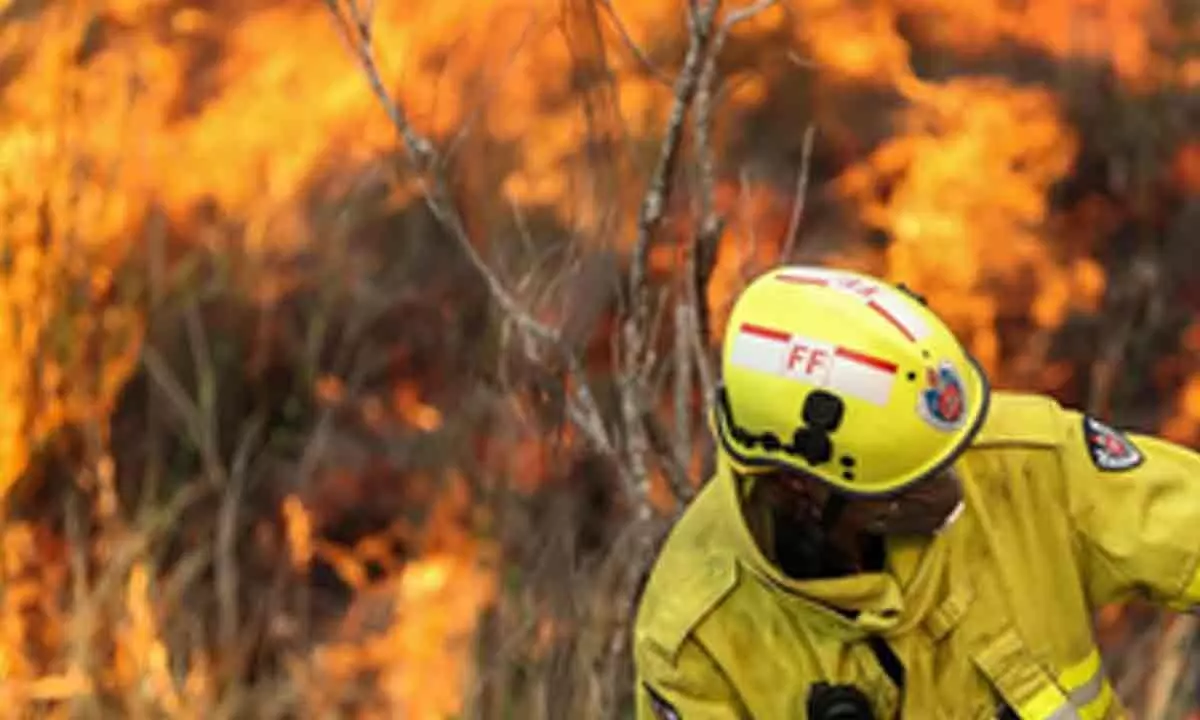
[[807, 682, 876, 719]]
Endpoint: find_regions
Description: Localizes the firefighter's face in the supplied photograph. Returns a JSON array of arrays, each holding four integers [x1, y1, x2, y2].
[[769, 466, 965, 537]]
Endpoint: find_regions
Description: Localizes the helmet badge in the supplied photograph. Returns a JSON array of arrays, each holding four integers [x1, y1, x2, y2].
[[917, 360, 966, 431]]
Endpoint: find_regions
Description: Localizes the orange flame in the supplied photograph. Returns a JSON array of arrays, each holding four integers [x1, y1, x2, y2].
[[114, 564, 182, 714], [311, 472, 496, 718], [394, 382, 443, 433], [838, 78, 1103, 374], [0, 0, 1190, 716], [282, 494, 315, 571]]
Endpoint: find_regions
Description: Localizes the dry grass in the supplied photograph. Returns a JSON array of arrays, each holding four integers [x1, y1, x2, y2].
[[0, 162, 1196, 720], [1, 1, 1198, 718]]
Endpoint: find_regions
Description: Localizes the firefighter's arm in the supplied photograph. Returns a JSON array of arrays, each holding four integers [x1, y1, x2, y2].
[[1059, 409, 1200, 610], [634, 634, 747, 719]]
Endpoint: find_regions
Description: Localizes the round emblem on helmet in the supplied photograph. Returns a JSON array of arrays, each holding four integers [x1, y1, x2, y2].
[[917, 360, 967, 431]]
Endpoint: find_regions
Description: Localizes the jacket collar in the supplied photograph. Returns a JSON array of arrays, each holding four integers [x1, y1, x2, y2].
[[715, 453, 951, 637]]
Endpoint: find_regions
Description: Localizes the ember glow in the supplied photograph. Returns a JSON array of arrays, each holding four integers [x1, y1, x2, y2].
[[0, 0, 1195, 716]]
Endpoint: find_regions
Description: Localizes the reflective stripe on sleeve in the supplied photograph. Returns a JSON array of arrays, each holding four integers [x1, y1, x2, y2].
[[1011, 650, 1113, 720], [1016, 683, 1075, 719], [1057, 649, 1112, 720]]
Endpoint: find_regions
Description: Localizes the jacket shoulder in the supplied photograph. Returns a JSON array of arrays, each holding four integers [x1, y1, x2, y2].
[[634, 485, 739, 663], [970, 391, 1070, 449]]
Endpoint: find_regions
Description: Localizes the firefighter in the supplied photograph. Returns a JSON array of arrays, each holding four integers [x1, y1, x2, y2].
[[633, 264, 1200, 719]]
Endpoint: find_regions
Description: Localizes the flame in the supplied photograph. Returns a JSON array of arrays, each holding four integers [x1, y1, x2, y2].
[[790, 0, 1185, 88], [1173, 141, 1200, 194], [311, 472, 496, 718], [0, 524, 42, 687], [896, 0, 1174, 85], [282, 494, 315, 571], [706, 182, 795, 337], [394, 382, 443, 432], [704, 3, 1117, 383], [114, 564, 182, 714], [0, 0, 1192, 716], [1160, 321, 1200, 444], [838, 78, 1100, 374]]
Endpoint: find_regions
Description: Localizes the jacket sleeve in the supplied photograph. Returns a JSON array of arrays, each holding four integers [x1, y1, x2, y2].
[[634, 635, 748, 719], [1058, 409, 1200, 611]]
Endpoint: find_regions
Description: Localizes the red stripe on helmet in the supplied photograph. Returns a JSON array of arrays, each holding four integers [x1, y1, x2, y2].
[[739, 323, 791, 342], [867, 300, 917, 342], [835, 346, 899, 374]]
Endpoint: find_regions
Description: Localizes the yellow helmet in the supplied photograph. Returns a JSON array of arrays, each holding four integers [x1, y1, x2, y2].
[[713, 265, 990, 496]]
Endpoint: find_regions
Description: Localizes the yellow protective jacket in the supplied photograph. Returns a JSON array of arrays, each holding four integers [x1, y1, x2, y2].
[[633, 392, 1200, 719]]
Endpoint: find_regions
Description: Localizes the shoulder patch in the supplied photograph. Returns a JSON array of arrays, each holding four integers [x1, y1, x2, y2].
[[1082, 416, 1143, 472]]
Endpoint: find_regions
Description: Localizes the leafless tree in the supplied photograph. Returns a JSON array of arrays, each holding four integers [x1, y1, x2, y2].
[[320, 0, 802, 715]]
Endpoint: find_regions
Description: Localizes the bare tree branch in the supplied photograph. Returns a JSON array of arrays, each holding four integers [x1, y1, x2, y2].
[[1088, 251, 1161, 418], [216, 413, 265, 675], [564, 354, 618, 458], [692, 0, 724, 322], [322, 1, 555, 344], [689, 303, 717, 424], [1145, 614, 1198, 719], [670, 0, 780, 496], [444, 17, 537, 163], [645, 409, 694, 502], [781, 123, 816, 260], [672, 301, 694, 477], [719, 0, 779, 29], [595, 0, 673, 86], [627, 3, 717, 309], [695, 0, 784, 234], [736, 164, 760, 285], [787, 49, 820, 69], [321, 0, 623, 484], [620, 0, 719, 516]]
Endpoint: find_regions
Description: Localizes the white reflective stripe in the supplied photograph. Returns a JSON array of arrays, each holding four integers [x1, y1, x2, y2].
[[727, 323, 899, 405], [1044, 703, 1082, 720], [1010, 652, 1111, 720], [1067, 669, 1104, 707], [1016, 683, 1075, 720], [775, 267, 932, 341], [1076, 680, 1114, 720], [1058, 650, 1103, 702], [1035, 680, 1110, 720], [1014, 691, 1081, 720], [867, 292, 932, 340], [729, 323, 789, 374], [826, 347, 896, 406], [1056, 650, 1112, 720], [933, 500, 965, 535]]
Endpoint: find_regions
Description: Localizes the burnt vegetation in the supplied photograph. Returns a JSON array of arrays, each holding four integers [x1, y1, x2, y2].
[[0, 0, 1198, 717]]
